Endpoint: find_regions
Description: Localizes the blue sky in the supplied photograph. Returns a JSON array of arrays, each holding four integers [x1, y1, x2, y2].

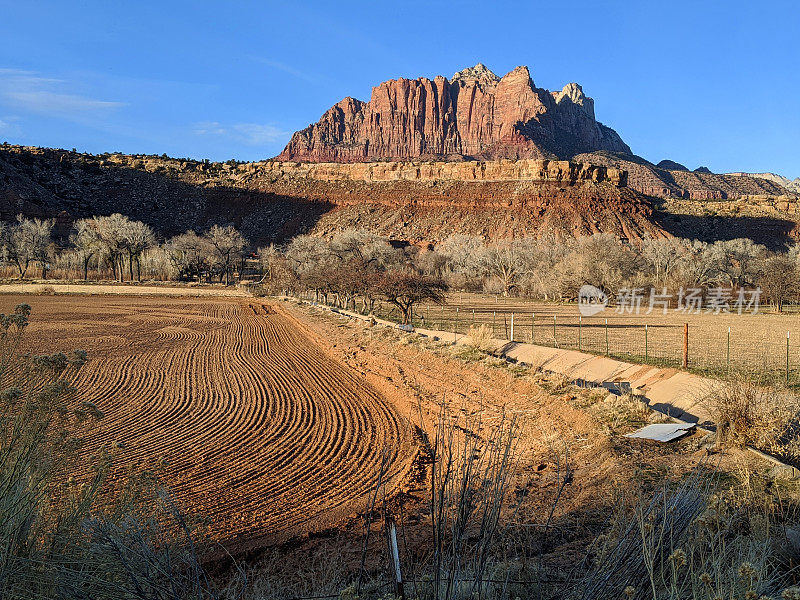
[[0, 1, 798, 178]]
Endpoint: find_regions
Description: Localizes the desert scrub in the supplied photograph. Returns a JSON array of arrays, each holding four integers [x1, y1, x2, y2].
[[592, 392, 653, 430], [577, 467, 793, 600], [532, 372, 573, 395], [465, 323, 495, 352], [706, 377, 799, 457], [448, 343, 488, 362]]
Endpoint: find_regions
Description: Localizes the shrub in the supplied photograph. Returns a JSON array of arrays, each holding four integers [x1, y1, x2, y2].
[[577, 468, 790, 600], [466, 324, 495, 352], [705, 378, 798, 453]]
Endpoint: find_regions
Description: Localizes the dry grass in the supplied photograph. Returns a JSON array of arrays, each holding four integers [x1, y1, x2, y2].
[[705, 378, 800, 455], [415, 291, 800, 381], [577, 466, 795, 600], [592, 392, 654, 430], [465, 324, 496, 352]]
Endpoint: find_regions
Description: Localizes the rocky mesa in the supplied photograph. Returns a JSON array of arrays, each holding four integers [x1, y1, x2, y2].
[[0, 145, 659, 245], [278, 64, 631, 162]]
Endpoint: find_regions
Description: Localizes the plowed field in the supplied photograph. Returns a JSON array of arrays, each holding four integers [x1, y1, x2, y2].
[[1, 295, 414, 549]]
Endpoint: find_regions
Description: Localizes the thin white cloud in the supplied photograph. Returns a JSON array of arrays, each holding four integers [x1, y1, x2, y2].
[[0, 68, 123, 118], [0, 115, 22, 137], [247, 56, 327, 86], [193, 121, 288, 146]]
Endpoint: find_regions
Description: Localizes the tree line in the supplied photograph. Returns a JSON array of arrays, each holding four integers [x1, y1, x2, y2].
[[263, 231, 800, 313], [0, 215, 247, 285], [4, 215, 800, 312]]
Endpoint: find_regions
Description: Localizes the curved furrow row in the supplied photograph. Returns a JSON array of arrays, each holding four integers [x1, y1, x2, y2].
[[16, 295, 414, 546]]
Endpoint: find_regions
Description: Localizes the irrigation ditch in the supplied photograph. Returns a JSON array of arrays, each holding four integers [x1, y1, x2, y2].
[[285, 296, 800, 480]]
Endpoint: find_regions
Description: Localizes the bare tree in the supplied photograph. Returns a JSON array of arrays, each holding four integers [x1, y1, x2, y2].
[[122, 220, 155, 281], [375, 269, 447, 325], [204, 225, 246, 285], [716, 238, 766, 287], [674, 239, 722, 288], [3, 215, 54, 279], [94, 214, 130, 281], [552, 233, 638, 300], [70, 218, 103, 280], [166, 231, 212, 281], [484, 239, 528, 296], [759, 254, 799, 312], [641, 236, 685, 287]]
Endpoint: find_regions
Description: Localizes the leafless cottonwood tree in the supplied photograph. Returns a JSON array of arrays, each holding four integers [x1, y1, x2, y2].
[[759, 254, 800, 312], [166, 231, 213, 281], [2, 215, 54, 279], [122, 219, 155, 281], [205, 225, 247, 285], [71, 218, 104, 280], [93, 213, 130, 281]]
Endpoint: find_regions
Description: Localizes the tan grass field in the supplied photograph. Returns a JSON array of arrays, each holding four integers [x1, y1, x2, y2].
[[408, 292, 800, 381]]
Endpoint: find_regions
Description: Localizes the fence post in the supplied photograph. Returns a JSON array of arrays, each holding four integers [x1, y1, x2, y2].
[[605, 318, 609, 356], [682, 323, 689, 369], [472, 308, 475, 325], [386, 517, 404, 600], [553, 315, 558, 348], [510, 312, 515, 342], [492, 311, 496, 337], [727, 326, 731, 373], [532, 312, 535, 344], [645, 324, 648, 363], [578, 316, 582, 351]]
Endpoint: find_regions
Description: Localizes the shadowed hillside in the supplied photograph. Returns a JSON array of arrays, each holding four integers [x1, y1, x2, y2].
[[2, 144, 800, 248]]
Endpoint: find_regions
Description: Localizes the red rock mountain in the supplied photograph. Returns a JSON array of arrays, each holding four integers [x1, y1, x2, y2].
[[278, 64, 631, 162]]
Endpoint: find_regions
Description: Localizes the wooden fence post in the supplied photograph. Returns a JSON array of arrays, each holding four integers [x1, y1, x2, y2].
[[386, 517, 404, 599], [682, 323, 689, 369], [553, 314, 557, 348]]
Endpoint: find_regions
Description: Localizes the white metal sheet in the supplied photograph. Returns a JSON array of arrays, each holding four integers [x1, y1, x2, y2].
[[624, 422, 695, 442]]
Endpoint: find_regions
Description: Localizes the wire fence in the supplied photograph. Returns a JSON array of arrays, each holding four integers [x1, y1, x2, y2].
[[365, 299, 800, 387], [290, 288, 800, 386]]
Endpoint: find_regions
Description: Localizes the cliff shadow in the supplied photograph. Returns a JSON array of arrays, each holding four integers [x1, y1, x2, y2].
[[655, 211, 798, 250], [0, 151, 336, 246]]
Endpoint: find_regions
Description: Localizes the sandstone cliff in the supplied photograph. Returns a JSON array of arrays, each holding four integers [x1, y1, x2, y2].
[[727, 172, 800, 195], [258, 158, 627, 187], [278, 64, 631, 162], [0, 145, 655, 245], [576, 151, 795, 200], [3, 145, 798, 249]]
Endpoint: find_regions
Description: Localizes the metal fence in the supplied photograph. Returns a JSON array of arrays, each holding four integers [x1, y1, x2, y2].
[[293, 289, 800, 386], [385, 302, 800, 387]]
